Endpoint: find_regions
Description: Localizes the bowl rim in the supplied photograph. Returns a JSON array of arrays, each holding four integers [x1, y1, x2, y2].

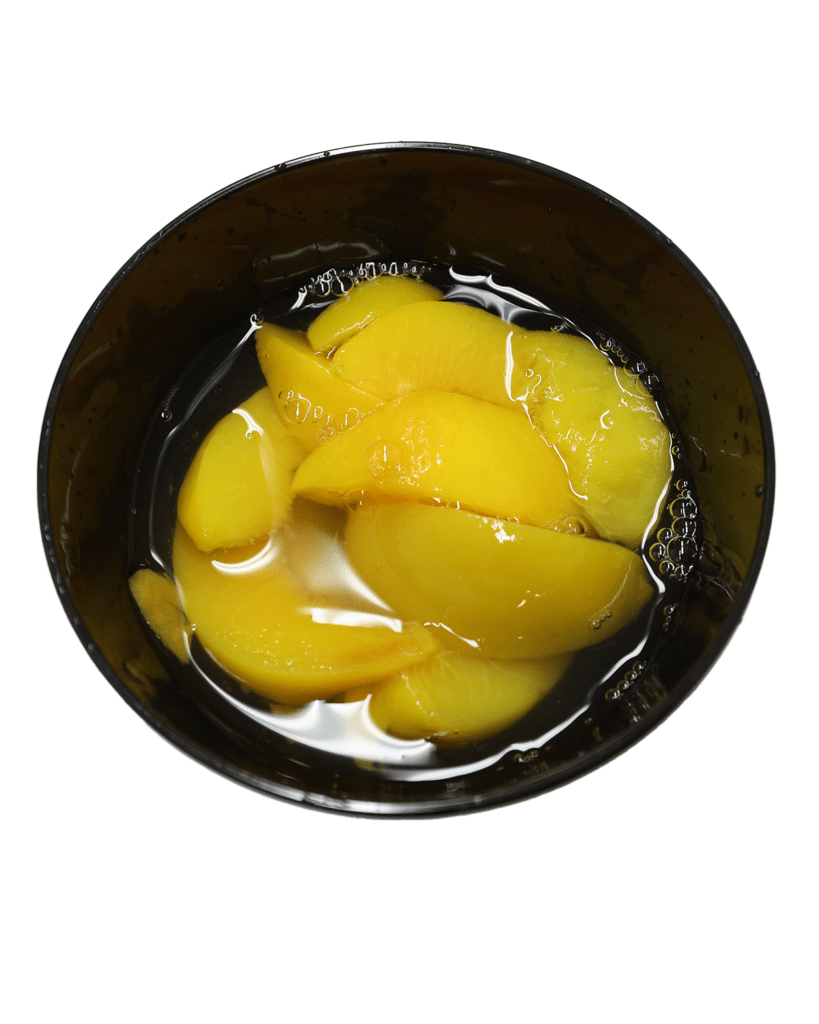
[[38, 140, 776, 817]]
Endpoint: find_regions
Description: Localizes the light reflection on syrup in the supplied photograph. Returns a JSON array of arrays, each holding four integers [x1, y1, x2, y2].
[[205, 498, 410, 634]]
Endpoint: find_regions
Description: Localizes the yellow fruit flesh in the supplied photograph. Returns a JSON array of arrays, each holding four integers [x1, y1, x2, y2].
[[256, 322, 382, 451], [177, 387, 306, 552], [157, 284, 671, 747], [291, 390, 587, 531], [128, 569, 191, 663], [306, 275, 444, 353], [172, 522, 439, 705], [351, 651, 572, 747], [331, 300, 526, 407], [518, 331, 672, 547], [345, 503, 653, 659]]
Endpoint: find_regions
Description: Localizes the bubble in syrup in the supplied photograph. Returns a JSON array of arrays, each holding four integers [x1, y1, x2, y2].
[[670, 496, 697, 520], [672, 517, 697, 538], [343, 490, 367, 512], [280, 393, 312, 425], [552, 515, 588, 536], [668, 537, 697, 566], [333, 407, 362, 432], [365, 438, 410, 480]]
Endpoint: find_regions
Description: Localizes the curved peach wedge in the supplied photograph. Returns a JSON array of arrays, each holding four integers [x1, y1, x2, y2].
[[345, 503, 654, 659], [177, 387, 306, 553], [517, 331, 673, 547], [307, 274, 444, 353], [256, 322, 382, 451], [172, 524, 439, 705], [128, 568, 191, 663], [291, 390, 585, 530], [331, 300, 526, 407], [355, 651, 572, 747]]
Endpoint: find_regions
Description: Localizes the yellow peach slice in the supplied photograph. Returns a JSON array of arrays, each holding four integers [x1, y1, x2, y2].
[[307, 274, 444, 353], [177, 387, 306, 553], [331, 300, 526, 407], [291, 390, 586, 531], [256, 322, 382, 451], [517, 331, 673, 547], [128, 569, 191, 663], [345, 503, 654, 658], [353, 651, 572, 747], [172, 523, 439, 705]]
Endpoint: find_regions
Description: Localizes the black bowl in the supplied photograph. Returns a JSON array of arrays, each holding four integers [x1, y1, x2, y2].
[[39, 143, 774, 816]]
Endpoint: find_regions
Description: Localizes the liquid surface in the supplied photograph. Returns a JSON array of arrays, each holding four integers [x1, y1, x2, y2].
[[128, 261, 699, 782]]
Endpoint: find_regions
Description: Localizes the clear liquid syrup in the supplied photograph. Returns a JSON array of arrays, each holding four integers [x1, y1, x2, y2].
[[128, 262, 699, 783]]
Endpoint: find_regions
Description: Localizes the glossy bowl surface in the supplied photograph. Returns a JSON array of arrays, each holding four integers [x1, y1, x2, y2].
[[39, 143, 774, 816]]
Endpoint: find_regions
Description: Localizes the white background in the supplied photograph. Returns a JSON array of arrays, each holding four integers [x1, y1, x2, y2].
[[4, 3, 815, 1022]]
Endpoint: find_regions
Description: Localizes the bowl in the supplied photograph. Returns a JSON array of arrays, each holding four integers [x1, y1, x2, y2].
[[39, 143, 774, 816]]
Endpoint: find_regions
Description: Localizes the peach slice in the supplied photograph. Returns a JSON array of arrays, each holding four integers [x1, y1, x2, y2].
[[352, 651, 572, 747], [331, 300, 527, 408], [172, 523, 439, 705], [517, 331, 673, 547], [307, 274, 444, 353], [177, 387, 306, 553], [291, 390, 585, 531], [128, 569, 191, 663], [256, 322, 382, 451], [345, 503, 654, 659]]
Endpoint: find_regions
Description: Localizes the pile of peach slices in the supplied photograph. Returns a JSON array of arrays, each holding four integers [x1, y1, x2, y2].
[[130, 274, 672, 747]]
